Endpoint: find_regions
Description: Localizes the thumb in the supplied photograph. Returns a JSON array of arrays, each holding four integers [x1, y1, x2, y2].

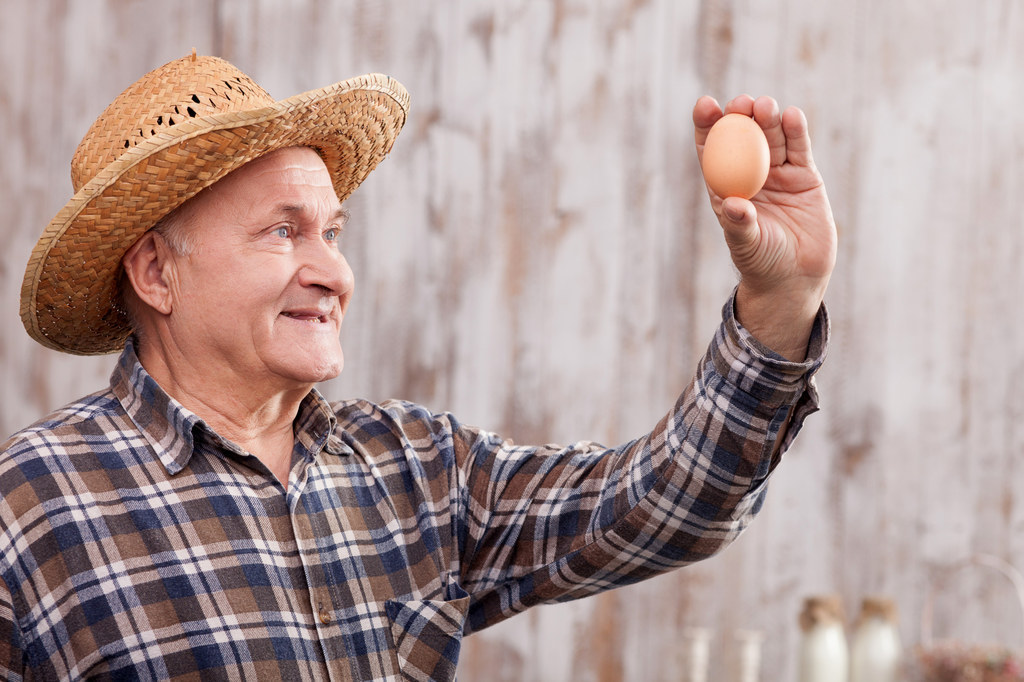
[[720, 197, 760, 253]]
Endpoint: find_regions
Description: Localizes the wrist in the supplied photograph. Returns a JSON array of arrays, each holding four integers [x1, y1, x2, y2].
[[734, 281, 825, 362]]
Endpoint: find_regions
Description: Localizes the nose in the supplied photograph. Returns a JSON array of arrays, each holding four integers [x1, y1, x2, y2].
[[296, 238, 354, 298]]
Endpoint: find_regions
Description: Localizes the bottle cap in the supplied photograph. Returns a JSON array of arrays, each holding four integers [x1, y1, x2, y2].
[[799, 595, 845, 631]]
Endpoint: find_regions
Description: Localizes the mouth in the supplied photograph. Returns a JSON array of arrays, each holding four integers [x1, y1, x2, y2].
[[281, 310, 331, 324]]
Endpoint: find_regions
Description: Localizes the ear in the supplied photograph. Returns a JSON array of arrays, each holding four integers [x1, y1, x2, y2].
[[121, 231, 177, 315]]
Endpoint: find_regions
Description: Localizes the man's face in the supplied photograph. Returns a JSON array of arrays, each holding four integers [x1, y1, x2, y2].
[[165, 146, 354, 389]]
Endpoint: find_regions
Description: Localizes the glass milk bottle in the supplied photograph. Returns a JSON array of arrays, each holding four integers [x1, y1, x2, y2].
[[849, 597, 902, 682], [682, 627, 712, 682], [734, 629, 764, 682], [798, 595, 849, 682]]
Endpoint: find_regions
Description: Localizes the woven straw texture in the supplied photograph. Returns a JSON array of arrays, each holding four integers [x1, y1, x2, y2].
[[21, 54, 410, 356]]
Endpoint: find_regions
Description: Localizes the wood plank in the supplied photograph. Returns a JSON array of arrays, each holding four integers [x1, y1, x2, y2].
[[3, 0, 1024, 679]]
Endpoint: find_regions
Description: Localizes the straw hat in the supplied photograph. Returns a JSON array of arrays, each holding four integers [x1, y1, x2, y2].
[[21, 51, 410, 355]]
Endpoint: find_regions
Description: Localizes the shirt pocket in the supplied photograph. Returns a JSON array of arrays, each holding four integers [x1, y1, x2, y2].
[[384, 594, 470, 682]]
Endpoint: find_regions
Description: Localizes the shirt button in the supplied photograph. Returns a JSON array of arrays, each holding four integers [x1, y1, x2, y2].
[[318, 604, 332, 625]]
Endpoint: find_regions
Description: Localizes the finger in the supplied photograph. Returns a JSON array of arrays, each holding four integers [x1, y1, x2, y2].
[[780, 105, 815, 168], [722, 94, 755, 116], [693, 95, 724, 153], [719, 196, 760, 255], [746, 96, 786, 167]]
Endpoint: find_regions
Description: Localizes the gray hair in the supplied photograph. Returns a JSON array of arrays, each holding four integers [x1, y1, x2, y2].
[[151, 201, 199, 256]]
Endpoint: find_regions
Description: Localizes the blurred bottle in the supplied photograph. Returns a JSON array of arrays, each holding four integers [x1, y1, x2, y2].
[[797, 595, 849, 682], [734, 629, 764, 682], [849, 597, 902, 682], [683, 627, 712, 682]]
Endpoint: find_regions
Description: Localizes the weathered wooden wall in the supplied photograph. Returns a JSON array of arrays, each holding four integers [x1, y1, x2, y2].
[[3, 1, 1024, 679]]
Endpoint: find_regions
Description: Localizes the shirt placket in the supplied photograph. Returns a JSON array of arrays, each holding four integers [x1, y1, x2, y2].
[[288, 444, 402, 681]]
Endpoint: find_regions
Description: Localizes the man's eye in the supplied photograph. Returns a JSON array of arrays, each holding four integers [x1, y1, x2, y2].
[[324, 227, 340, 242], [273, 226, 290, 238]]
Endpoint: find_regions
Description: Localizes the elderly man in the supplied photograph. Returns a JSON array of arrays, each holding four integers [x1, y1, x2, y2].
[[1, 53, 833, 680]]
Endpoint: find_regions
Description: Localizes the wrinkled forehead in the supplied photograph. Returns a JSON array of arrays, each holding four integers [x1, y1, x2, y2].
[[208, 146, 333, 196], [169, 147, 341, 228]]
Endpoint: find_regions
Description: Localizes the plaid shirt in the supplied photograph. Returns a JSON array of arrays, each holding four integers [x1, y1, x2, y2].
[[0, 295, 827, 681]]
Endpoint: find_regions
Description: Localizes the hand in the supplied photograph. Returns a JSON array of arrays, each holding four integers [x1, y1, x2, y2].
[[693, 94, 837, 361]]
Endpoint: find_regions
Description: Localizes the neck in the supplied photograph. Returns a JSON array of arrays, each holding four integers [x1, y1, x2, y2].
[[135, 339, 310, 489]]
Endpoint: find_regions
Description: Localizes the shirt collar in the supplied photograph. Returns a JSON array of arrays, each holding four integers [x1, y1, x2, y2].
[[293, 387, 344, 459], [110, 338, 342, 475]]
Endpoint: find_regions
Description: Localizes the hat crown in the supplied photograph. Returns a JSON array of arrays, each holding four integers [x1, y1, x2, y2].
[[70, 55, 275, 192]]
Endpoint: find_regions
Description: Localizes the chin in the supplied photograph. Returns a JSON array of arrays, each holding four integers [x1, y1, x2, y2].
[[303, 357, 344, 384], [313, 363, 344, 383], [273, 350, 344, 386]]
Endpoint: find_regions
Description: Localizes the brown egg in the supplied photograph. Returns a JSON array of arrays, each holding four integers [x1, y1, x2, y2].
[[700, 113, 770, 199]]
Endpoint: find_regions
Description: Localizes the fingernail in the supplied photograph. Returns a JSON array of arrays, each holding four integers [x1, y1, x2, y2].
[[725, 204, 745, 221]]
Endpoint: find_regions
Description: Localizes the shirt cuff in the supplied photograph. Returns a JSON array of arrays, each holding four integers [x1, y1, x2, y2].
[[715, 286, 830, 468], [718, 286, 829, 401]]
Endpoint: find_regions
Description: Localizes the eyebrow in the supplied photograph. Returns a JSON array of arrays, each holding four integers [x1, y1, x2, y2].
[[278, 204, 350, 226]]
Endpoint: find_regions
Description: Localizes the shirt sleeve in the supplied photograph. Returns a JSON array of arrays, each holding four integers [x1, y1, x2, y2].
[[458, 289, 829, 633], [0, 574, 24, 682]]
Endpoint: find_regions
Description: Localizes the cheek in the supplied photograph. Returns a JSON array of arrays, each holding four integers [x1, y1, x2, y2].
[[179, 262, 279, 324]]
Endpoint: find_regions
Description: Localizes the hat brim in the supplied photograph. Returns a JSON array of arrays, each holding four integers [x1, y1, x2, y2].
[[21, 73, 409, 356]]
